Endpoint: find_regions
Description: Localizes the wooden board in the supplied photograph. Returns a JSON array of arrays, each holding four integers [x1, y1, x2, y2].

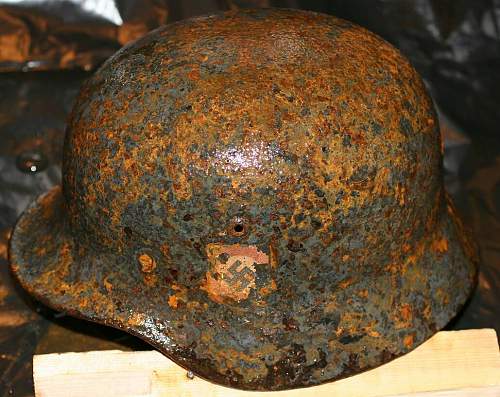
[[33, 329, 500, 397]]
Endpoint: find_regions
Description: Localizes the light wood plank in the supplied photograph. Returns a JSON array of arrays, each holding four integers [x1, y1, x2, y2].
[[33, 329, 500, 397]]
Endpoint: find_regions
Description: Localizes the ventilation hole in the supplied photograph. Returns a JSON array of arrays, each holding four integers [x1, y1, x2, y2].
[[229, 217, 247, 237]]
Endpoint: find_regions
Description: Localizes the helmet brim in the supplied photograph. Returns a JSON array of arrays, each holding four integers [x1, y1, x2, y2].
[[9, 185, 477, 391]]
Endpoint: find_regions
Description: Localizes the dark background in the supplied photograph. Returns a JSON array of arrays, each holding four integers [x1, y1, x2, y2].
[[0, 1, 499, 395]]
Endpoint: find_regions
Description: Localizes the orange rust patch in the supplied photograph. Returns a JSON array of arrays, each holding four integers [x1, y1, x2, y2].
[[368, 330, 381, 337], [160, 243, 170, 258], [395, 304, 413, 329], [394, 184, 406, 206], [103, 277, 113, 292], [168, 295, 179, 309], [128, 312, 146, 326], [168, 283, 189, 307], [186, 300, 201, 310], [334, 327, 344, 338], [432, 238, 449, 253], [423, 303, 432, 320], [171, 173, 192, 201], [259, 279, 277, 296], [435, 288, 450, 306], [269, 244, 278, 269], [400, 304, 412, 321], [199, 333, 272, 380], [339, 278, 354, 289], [143, 273, 158, 287], [406, 254, 418, 266], [385, 262, 400, 273], [55, 242, 73, 279], [34, 246, 47, 257], [201, 243, 269, 304], [188, 68, 200, 80], [404, 334, 414, 348], [324, 297, 338, 314], [138, 253, 156, 273], [79, 297, 89, 308]]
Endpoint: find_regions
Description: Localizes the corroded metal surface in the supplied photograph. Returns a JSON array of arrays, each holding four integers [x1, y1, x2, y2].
[[9, 8, 478, 391]]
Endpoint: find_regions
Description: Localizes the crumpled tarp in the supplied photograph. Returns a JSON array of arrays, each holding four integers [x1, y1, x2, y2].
[[0, 1, 499, 396], [0, 0, 169, 71]]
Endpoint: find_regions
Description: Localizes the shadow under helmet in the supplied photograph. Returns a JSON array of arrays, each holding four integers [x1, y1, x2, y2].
[[9, 8, 477, 391]]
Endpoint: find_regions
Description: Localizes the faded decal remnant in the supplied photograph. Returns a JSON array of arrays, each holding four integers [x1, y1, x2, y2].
[[202, 244, 269, 304]]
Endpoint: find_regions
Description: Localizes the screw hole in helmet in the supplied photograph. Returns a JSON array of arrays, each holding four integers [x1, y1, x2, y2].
[[229, 217, 247, 237]]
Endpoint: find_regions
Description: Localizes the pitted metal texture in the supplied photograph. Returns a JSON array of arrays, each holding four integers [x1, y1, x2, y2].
[[9, 8, 477, 391]]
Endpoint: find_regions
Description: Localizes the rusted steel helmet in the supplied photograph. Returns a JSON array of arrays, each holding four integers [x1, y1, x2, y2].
[[9, 8, 477, 391]]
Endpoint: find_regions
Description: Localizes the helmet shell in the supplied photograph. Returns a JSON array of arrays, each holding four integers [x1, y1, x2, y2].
[[10, 8, 477, 391]]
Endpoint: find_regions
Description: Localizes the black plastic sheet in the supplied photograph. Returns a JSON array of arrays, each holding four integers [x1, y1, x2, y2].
[[0, 1, 499, 396], [0, 0, 169, 71]]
